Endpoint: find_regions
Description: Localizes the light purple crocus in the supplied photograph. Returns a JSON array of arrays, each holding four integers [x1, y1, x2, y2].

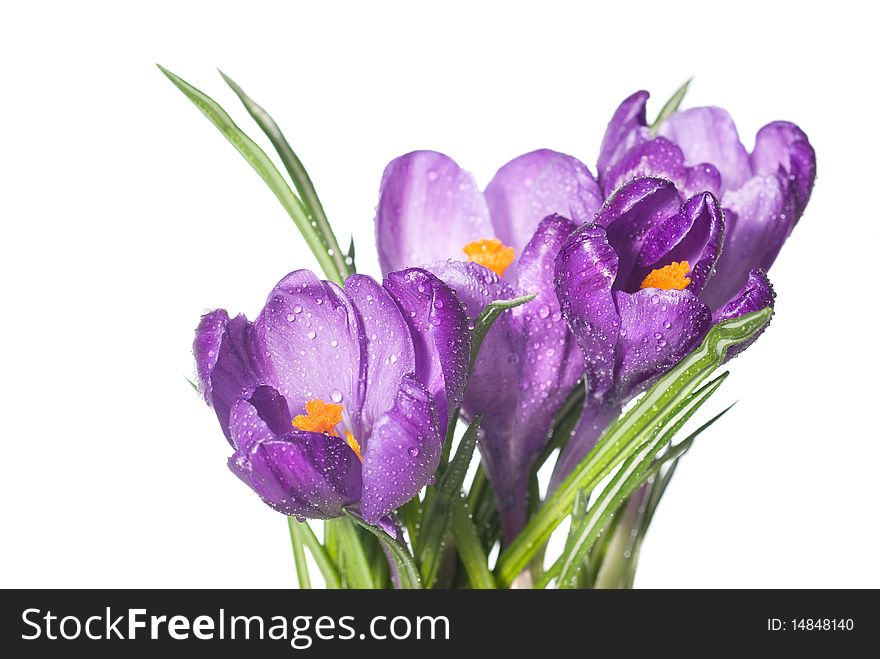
[[552, 176, 776, 481], [194, 268, 470, 523], [597, 90, 815, 308], [375, 150, 601, 539]]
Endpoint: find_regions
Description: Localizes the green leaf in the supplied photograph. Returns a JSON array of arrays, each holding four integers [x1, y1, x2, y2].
[[450, 496, 496, 589], [294, 520, 341, 589], [333, 516, 375, 589], [494, 307, 772, 587], [470, 294, 536, 368], [418, 416, 482, 587], [286, 517, 312, 589], [557, 372, 728, 587], [156, 65, 344, 285], [344, 512, 422, 589], [346, 234, 356, 271], [650, 78, 692, 136], [184, 376, 199, 393], [218, 71, 352, 279]]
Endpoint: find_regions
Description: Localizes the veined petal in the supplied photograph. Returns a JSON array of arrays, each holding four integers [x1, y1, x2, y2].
[[751, 121, 816, 220], [345, 274, 416, 439], [634, 191, 724, 294], [597, 90, 650, 185], [375, 151, 492, 275], [383, 268, 471, 430], [658, 106, 751, 195], [254, 270, 365, 434], [484, 149, 602, 275], [613, 288, 712, 400], [603, 137, 689, 198], [194, 311, 265, 445], [555, 224, 621, 400], [713, 269, 776, 361], [228, 386, 362, 519], [596, 177, 682, 288], [701, 175, 791, 310], [360, 374, 441, 523]]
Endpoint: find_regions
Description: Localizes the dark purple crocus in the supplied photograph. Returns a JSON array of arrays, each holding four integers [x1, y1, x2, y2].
[[194, 268, 470, 523], [552, 176, 776, 481], [597, 90, 815, 309], [375, 150, 599, 539]]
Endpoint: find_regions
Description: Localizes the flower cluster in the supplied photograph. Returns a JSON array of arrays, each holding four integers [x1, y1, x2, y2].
[[190, 84, 814, 569]]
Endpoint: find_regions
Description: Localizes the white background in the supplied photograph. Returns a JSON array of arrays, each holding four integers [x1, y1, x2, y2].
[[2, 1, 878, 588]]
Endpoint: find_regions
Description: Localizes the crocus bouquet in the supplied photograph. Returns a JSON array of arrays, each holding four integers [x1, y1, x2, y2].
[[164, 68, 814, 589]]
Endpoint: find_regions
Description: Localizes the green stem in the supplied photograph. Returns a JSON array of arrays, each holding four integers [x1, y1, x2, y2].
[[334, 517, 374, 589], [296, 520, 341, 589], [286, 517, 311, 589], [451, 496, 496, 589]]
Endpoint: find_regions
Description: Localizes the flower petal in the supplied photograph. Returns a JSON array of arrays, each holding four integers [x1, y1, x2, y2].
[[344, 274, 416, 439], [658, 106, 752, 195], [750, 121, 816, 220], [613, 288, 712, 400], [713, 269, 776, 361], [375, 151, 492, 275], [194, 311, 265, 445], [597, 90, 650, 185], [596, 177, 682, 289], [634, 191, 724, 294], [484, 149, 602, 274], [383, 268, 471, 430], [254, 270, 365, 434], [555, 224, 621, 400], [701, 175, 791, 310], [603, 137, 688, 198], [228, 387, 362, 519], [360, 374, 441, 523]]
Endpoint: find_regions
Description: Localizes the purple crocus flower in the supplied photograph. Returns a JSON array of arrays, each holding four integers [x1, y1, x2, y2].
[[375, 150, 600, 539], [552, 176, 776, 481], [597, 90, 815, 309], [194, 268, 470, 523]]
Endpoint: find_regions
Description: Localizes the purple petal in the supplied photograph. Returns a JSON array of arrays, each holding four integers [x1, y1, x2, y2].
[[383, 268, 471, 430], [713, 269, 776, 361], [596, 177, 682, 289], [597, 91, 650, 185], [634, 192, 724, 294], [344, 274, 416, 438], [484, 149, 602, 275], [701, 176, 791, 310], [684, 163, 723, 198], [751, 121, 816, 220], [254, 270, 365, 434], [194, 311, 265, 445], [375, 151, 492, 275], [603, 137, 688, 198], [360, 374, 441, 523], [658, 107, 751, 195], [555, 224, 621, 400], [228, 387, 362, 519], [613, 288, 712, 400]]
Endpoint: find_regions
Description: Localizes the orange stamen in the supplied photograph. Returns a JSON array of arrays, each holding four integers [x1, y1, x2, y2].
[[463, 238, 516, 277], [640, 261, 692, 291], [345, 431, 363, 462], [292, 398, 343, 436]]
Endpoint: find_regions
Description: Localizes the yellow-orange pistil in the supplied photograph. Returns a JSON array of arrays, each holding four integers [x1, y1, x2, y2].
[[292, 398, 362, 461], [640, 260, 692, 291], [463, 238, 515, 277]]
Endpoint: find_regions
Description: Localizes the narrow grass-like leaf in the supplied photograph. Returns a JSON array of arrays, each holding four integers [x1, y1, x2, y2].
[[345, 512, 422, 589], [334, 516, 374, 588], [418, 417, 482, 587], [450, 496, 496, 589], [557, 373, 728, 587], [295, 520, 341, 589], [184, 376, 199, 393], [218, 71, 352, 279], [470, 294, 536, 367], [650, 78, 693, 136], [286, 517, 312, 589], [495, 308, 772, 586], [157, 65, 343, 285]]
